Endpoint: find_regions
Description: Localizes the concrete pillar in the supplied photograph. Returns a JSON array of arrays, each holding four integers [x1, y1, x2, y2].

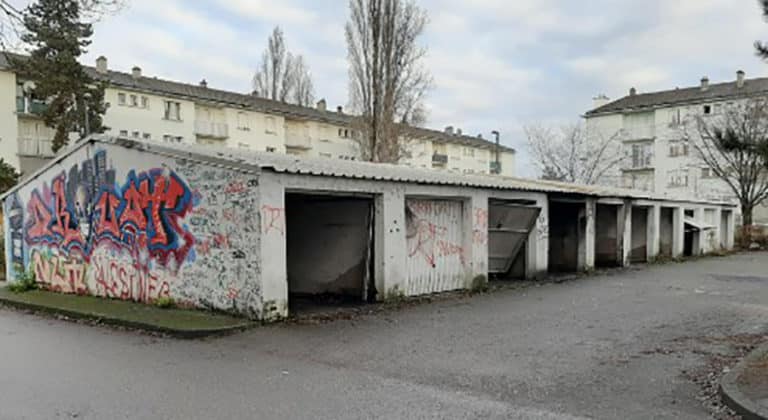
[[374, 186, 407, 300], [693, 207, 706, 255], [724, 209, 736, 250], [712, 207, 723, 251], [620, 201, 632, 266], [583, 199, 596, 271], [258, 175, 288, 320], [672, 206, 685, 257], [647, 205, 661, 260], [526, 196, 549, 279], [463, 192, 490, 288]]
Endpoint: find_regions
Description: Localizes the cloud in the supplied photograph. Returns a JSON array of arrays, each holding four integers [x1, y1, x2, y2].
[[216, 0, 316, 25]]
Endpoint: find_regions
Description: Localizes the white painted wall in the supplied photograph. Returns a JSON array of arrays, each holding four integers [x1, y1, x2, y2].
[[0, 69, 19, 169], [103, 87, 195, 144]]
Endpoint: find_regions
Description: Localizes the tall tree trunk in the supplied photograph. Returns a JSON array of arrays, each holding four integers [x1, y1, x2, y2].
[[740, 203, 754, 248]]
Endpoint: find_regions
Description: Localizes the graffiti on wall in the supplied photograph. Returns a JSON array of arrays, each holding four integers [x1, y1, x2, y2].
[[9, 150, 262, 315], [406, 200, 466, 268]]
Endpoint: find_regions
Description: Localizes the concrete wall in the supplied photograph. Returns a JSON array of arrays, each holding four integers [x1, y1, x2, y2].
[[630, 207, 648, 262], [0, 69, 19, 169], [548, 201, 582, 272], [3, 142, 266, 317], [285, 195, 371, 297], [595, 204, 620, 266]]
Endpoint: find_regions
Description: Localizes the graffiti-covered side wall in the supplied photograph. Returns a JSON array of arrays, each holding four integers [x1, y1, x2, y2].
[[3, 143, 264, 317]]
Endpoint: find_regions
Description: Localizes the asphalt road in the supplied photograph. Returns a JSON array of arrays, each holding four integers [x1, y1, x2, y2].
[[2, 253, 768, 420]]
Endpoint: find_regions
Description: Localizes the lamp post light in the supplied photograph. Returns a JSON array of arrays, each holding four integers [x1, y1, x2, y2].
[[491, 130, 500, 174]]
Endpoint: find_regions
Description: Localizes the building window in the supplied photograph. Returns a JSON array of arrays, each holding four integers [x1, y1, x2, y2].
[[463, 147, 475, 157], [162, 135, 183, 144], [130, 94, 138, 107], [119, 129, 128, 137], [142, 133, 151, 140], [266, 146, 276, 152], [237, 112, 250, 131], [319, 152, 332, 158], [668, 169, 689, 187], [630, 143, 653, 168], [132, 131, 140, 138], [163, 101, 181, 121], [265, 116, 277, 134], [701, 167, 716, 178], [118, 93, 126, 106], [703, 105, 712, 115], [141, 96, 149, 109], [713, 104, 722, 115]]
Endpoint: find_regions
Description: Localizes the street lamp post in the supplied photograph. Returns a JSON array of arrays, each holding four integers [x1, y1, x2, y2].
[[491, 130, 500, 174]]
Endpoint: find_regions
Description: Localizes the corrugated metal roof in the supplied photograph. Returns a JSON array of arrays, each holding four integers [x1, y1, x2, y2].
[[1, 136, 734, 207]]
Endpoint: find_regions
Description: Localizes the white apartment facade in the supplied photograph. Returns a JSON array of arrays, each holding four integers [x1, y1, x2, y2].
[[584, 71, 768, 221], [0, 53, 515, 177]]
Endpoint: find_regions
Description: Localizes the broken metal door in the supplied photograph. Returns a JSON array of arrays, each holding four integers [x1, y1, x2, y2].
[[487, 202, 541, 274]]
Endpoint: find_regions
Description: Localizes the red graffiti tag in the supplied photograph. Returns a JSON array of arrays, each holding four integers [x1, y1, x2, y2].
[[261, 205, 285, 235]]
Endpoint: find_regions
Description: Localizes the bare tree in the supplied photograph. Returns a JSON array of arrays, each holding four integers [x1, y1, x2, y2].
[[687, 99, 768, 227], [252, 26, 315, 106], [345, 0, 432, 163], [1, 0, 123, 48], [291, 54, 314, 107], [525, 122, 624, 185]]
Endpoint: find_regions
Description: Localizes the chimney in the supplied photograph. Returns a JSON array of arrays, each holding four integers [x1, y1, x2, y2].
[[199, 79, 208, 88], [132, 66, 142, 79], [593, 94, 610, 109], [629, 87, 637, 96], [336, 105, 343, 113], [95, 56, 108, 74], [444, 125, 454, 135], [316, 99, 327, 111], [700, 76, 709, 91], [737, 70, 745, 88], [456, 128, 462, 136]]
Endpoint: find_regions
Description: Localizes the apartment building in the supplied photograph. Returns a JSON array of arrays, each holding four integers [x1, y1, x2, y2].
[[584, 72, 766, 210], [0, 53, 515, 177]]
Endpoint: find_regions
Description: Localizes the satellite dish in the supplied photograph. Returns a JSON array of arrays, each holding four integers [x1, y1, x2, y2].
[[22, 81, 36, 93]]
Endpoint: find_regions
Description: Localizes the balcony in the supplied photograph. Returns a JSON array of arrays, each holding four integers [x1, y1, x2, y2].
[[432, 153, 448, 165], [619, 126, 655, 142], [489, 161, 502, 174], [285, 135, 312, 150], [194, 120, 229, 139], [18, 137, 54, 158], [16, 97, 48, 117]]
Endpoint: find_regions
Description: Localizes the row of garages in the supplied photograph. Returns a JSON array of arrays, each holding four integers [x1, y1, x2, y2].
[[2, 137, 736, 320]]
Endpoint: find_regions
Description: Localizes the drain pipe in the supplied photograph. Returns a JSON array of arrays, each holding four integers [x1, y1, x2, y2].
[[491, 130, 500, 174]]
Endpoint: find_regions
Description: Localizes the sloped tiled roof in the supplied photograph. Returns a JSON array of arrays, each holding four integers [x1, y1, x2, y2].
[[1, 52, 514, 153], [586, 76, 768, 116]]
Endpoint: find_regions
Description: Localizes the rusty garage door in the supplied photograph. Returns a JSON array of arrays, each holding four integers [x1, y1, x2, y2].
[[488, 202, 540, 274], [405, 199, 465, 296]]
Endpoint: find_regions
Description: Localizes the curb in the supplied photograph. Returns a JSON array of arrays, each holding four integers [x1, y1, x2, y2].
[[0, 296, 255, 339], [720, 342, 768, 420]]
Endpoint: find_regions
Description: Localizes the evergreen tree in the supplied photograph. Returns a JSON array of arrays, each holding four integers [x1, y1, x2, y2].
[[14, 0, 106, 153], [0, 158, 20, 194]]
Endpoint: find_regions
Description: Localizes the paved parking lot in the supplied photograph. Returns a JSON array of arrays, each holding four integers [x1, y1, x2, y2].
[[1, 253, 767, 419]]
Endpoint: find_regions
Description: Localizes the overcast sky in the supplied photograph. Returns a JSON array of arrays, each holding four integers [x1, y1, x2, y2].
[[12, 0, 768, 175]]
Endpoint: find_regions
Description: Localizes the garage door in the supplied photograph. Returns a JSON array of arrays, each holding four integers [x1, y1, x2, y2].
[[488, 202, 541, 274], [405, 199, 465, 296]]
